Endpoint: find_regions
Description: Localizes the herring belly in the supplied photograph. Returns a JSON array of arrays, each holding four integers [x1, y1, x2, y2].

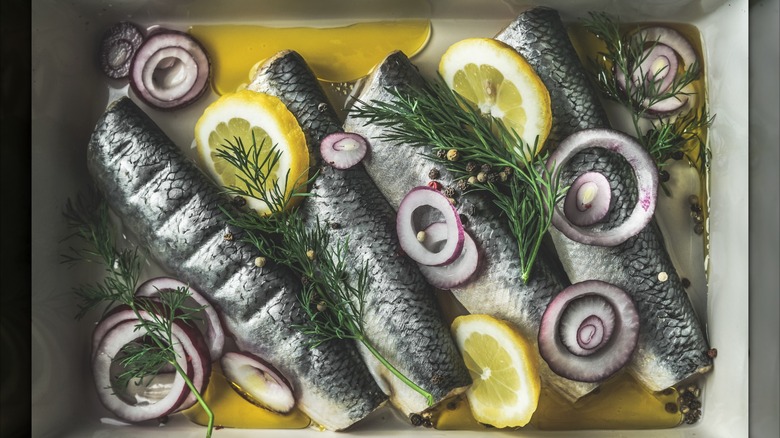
[[248, 50, 471, 415], [86, 97, 385, 430]]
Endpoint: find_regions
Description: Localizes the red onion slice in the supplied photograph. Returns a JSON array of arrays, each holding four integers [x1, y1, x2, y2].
[[99, 22, 144, 79], [417, 222, 479, 289], [320, 132, 369, 169], [92, 305, 211, 419], [547, 129, 658, 246], [635, 26, 697, 69], [93, 320, 191, 422], [136, 277, 225, 361], [616, 26, 698, 116], [562, 171, 611, 227], [538, 280, 639, 383], [220, 351, 295, 414], [397, 186, 465, 266], [129, 29, 210, 110]]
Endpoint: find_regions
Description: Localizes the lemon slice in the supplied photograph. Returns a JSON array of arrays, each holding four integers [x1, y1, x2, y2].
[[451, 314, 541, 428], [195, 89, 309, 215], [439, 38, 552, 156]]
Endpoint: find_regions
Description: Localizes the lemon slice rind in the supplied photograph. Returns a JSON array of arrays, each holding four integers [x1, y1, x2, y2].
[[439, 38, 552, 155], [194, 90, 308, 215], [451, 314, 541, 428]]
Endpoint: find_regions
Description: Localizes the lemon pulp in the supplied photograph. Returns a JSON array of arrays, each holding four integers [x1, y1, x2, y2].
[[194, 89, 309, 215], [451, 314, 540, 428], [439, 38, 552, 156]]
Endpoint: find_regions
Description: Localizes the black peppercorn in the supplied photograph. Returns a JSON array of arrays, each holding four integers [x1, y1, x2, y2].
[[466, 161, 478, 173], [659, 169, 670, 182], [428, 168, 441, 180]]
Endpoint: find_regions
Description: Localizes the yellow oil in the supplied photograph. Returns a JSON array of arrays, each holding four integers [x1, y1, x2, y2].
[[189, 20, 431, 95], [431, 372, 681, 431], [181, 363, 310, 429]]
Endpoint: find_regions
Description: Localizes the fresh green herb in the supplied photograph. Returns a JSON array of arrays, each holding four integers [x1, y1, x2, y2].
[[216, 135, 436, 406], [350, 77, 564, 283], [584, 12, 713, 171], [62, 191, 214, 437]]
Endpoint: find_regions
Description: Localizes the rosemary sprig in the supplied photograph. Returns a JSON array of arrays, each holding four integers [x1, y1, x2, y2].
[[62, 192, 214, 437], [584, 12, 713, 171], [350, 77, 564, 283], [215, 135, 436, 405]]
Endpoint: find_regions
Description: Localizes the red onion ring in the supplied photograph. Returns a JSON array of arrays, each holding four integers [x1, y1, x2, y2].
[[562, 171, 611, 227], [396, 186, 464, 266], [91, 305, 211, 419], [635, 26, 697, 68], [320, 132, 369, 169], [220, 351, 295, 414], [417, 222, 479, 289], [99, 22, 144, 79], [92, 320, 188, 422], [616, 26, 698, 116], [136, 277, 225, 361], [547, 129, 658, 246], [538, 280, 639, 383], [129, 29, 210, 110]]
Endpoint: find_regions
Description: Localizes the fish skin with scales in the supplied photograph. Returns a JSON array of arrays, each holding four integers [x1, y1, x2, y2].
[[343, 50, 602, 402], [86, 96, 386, 431], [248, 50, 472, 416], [495, 6, 713, 391]]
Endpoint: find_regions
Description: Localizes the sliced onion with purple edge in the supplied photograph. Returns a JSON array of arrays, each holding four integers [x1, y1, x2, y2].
[[136, 276, 225, 361], [617, 26, 698, 115], [563, 171, 611, 227], [635, 26, 697, 68], [547, 128, 658, 246], [129, 29, 210, 110], [220, 351, 295, 413], [616, 43, 679, 96], [397, 186, 464, 266], [92, 315, 211, 421], [99, 22, 144, 79], [417, 222, 479, 289], [538, 280, 639, 383], [320, 132, 369, 169]]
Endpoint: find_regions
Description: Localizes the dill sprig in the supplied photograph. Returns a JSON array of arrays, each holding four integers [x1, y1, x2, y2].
[[62, 192, 214, 437], [350, 76, 564, 283], [216, 135, 436, 405], [584, 12, 713, 171]]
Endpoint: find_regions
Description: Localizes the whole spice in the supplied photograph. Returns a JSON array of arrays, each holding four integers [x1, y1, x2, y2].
[[446, 149, 460, 161], [428, 168, 441, 179]]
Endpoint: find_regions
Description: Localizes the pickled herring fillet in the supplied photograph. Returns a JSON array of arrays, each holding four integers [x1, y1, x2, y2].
[[87, 97, 386, 430], [344, 50, 598, 402], [248, 50, 471, 415], [495, 6, 712, 391]]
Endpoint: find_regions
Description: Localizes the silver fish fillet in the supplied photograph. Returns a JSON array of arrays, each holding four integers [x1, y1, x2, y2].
[[87, 97, 386, 430], [248, 50, 471, 416], [344, 51, 599, 402], [495, 6, 713, 391]]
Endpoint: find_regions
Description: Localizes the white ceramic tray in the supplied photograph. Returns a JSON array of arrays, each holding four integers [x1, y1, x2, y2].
[[31, 0, 750, 437]]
